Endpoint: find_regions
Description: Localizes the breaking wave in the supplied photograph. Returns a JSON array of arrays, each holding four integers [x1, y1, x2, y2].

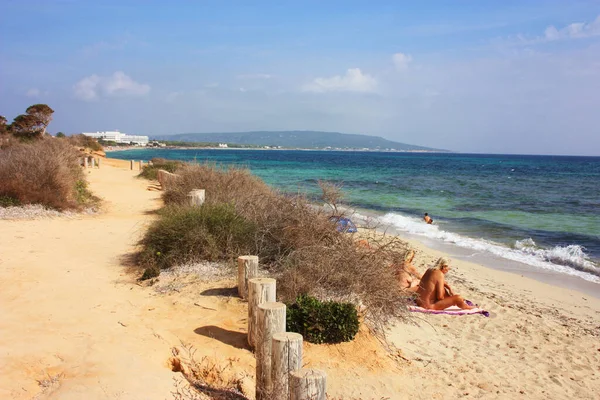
[[378, 213, 600, 284]]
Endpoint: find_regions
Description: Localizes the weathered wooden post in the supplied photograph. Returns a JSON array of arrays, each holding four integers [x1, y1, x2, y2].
[[248, 278, 276, 348], [256, 302, 286, 400], [139, 160, 143, 170], [91, 157, 96, 168], [187, 189, 206, 207], [130, 160, 134, 170], [237, 255, 258, 300], [97, 157, 101, 168], [272, 332, 303, 400], [289, 369, 327, 400], [84, 157, 89, 168]]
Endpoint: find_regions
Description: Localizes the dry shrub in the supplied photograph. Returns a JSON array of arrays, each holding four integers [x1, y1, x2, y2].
[[139, 157, 185, 180], [159, 162, 412, 325], [65, 134, 103, 152], [0, 138, 94, 210], [171, 345, 249, 400]]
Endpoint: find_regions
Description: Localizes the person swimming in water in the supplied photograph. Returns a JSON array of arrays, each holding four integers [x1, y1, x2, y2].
[[423, 213, 433, 224]]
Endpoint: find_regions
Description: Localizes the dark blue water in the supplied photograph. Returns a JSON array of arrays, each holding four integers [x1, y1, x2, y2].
[[108, 149, 600, 283]]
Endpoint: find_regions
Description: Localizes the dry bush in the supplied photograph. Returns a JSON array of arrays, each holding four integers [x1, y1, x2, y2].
[[65, 134, 103, 152], [138, 157, 185, 180], [0, 138, 95, 210], [171, 345, 250, 400], [158, 163, 413, 325]]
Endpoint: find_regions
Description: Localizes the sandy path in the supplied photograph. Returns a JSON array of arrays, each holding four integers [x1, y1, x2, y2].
[[0, 161, 178, 399]]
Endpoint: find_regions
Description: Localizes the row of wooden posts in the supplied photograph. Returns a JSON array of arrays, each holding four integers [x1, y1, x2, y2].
[[80, 156, 101, 168], [238, 256, 327, 400], [129, 159, 150, 171], [152, 173, 326, 398]]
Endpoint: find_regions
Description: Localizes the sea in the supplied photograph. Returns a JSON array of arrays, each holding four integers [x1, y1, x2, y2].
[[107, 149, 600, 289]]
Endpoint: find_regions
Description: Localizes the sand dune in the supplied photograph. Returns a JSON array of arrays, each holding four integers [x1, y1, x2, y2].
[[0, 159, 598, 399]]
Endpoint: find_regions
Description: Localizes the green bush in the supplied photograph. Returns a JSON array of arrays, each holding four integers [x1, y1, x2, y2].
[[138, 204, 257, 277], [0, 195, 21, 207], [138, 157, 184, 180], [286, 294, 360, 344]]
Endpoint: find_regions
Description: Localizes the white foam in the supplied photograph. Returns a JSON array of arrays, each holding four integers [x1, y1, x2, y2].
[[379, 213, 600, 284]]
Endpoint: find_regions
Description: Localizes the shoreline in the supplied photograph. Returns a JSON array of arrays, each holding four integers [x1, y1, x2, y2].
[[2, 158, 598, 399], [106, 153, 600, 299]]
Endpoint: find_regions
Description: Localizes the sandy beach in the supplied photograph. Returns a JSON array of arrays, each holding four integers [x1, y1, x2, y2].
[[1, 159, 599, 400]]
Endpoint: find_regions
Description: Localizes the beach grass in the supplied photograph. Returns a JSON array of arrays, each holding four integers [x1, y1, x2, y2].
[[138, 162, 413, 325], [0, 138, 97, 210]]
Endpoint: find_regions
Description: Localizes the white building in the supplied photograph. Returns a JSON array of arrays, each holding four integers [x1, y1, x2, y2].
[[82, 130, 149, 146]]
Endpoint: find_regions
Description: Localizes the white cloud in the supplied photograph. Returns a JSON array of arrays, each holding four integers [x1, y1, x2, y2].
[[303, 68, 377, 93], [392, 53, 413, 70], [73, 71, 150, 101], [26, 88, 44, 97], [544, 15, 600, 41]]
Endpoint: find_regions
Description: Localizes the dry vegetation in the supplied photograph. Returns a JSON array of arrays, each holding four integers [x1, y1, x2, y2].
[[140, 162, 413, 326], [0, 138, 97, 210]]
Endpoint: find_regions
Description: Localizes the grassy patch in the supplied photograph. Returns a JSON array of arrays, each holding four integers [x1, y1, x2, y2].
[[138, 204, 257, 276], [138, 158, 184, 180], [0, 195, 21, 207]]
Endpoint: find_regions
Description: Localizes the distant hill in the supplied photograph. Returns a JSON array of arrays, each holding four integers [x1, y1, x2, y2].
[[155, 131, 446, 152]]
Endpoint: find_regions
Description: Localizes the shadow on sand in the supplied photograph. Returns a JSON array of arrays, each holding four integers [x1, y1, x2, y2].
[[194, 325, 249, 350], [201, 286, 239, 297]]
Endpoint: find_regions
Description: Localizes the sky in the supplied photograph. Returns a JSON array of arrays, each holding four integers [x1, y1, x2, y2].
[[1, 0, 600, 155]]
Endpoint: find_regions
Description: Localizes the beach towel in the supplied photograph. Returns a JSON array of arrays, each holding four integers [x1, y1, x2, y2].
[[408, 300, 489, 317]]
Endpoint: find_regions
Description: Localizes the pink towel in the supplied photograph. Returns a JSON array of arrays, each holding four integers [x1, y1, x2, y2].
[[408, 305, 489, 317]]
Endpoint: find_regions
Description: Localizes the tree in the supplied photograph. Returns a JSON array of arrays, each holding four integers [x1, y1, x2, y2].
[[25, 104, 54, 136], [56, 132, 66, 138], [0, 116, 7, 136], [9, 104, 54, 141]]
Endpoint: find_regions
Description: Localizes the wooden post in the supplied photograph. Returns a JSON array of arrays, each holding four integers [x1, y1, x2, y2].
[[237, 255, 258, 300], [272, 332, 303, 400], [97, 157, 101, 168], [130, 160, 134, 170], [139, 160, 143, 170], [256, 302, 286, 400], [248, 278, 276, 348], [187, 189, 206, 207], [91, 157, 96, 168], [289, 369, 327, 400], [84, 157, 89, 168]]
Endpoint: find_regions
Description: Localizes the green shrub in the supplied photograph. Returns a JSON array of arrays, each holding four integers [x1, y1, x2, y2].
[[0, 195, 21, 207], [138, 157, 184, 180], [138, 203, 257, 275], [286, 294, 360, 344]]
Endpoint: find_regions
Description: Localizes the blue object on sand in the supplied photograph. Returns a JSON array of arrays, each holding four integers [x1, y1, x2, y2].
[[330, 216, 358, 233]]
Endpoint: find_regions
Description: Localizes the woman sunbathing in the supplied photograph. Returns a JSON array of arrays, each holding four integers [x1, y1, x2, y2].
[[416, 257, 474, 310], [395, 250, 422, 292]]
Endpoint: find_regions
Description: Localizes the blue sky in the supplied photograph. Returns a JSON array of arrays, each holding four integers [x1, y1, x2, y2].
[[1, 0, 600, 155]]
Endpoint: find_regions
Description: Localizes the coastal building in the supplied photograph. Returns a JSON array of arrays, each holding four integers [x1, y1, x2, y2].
[[82, 130, 149, 146]]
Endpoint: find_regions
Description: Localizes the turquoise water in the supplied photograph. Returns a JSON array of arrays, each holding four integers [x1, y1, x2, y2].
[[108, 149, 600, 283]]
